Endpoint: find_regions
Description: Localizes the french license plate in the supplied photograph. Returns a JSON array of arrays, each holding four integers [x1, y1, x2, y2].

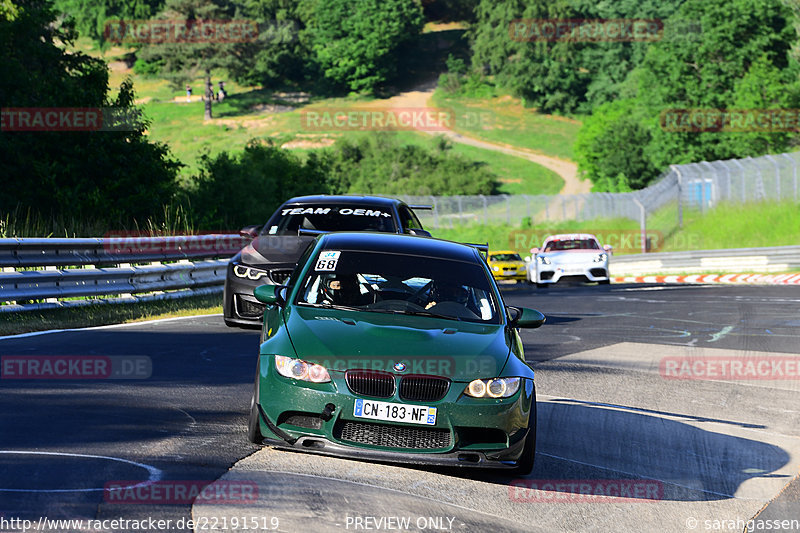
[[353, 399, 437, 425]]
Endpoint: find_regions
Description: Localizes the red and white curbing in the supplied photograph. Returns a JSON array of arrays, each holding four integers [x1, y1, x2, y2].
[[612, 273, 800, 285]]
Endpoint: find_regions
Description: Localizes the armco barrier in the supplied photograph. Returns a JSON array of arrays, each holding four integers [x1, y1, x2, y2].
[[0, 235, 244, 312], [609, 245, 800, 276]]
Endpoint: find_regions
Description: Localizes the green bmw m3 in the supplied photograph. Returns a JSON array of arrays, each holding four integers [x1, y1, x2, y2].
[[247, 232, 545, 473]]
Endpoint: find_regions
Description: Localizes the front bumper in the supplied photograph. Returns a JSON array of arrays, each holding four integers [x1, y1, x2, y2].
[[490, 266, 527, 282], [531, 262, 609, 284], [255, 355, 535, 467], [257, 432, 529, 469], [491, 272, 527, 282]]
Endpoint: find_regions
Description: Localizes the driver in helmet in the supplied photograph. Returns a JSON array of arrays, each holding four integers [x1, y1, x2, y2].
[[321, 273, 369, 306], [425, 281, 469, 310]]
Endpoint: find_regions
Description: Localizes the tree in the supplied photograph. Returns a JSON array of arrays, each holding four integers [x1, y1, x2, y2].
[[137, 0, 238, 119], [574, 99, 657, 191], [0, 0, 181, 227], [575, 0, 800, 191], [52, 0, 165, 44], [469, 0, 685, 114], [187, 141, 330, 228], [305, 0, 425, 94], [638, 0, 800, 170], [226, 0, 315, 89]]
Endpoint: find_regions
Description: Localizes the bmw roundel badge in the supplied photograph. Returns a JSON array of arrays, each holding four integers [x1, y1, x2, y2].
[[393, 362, 407, 372]]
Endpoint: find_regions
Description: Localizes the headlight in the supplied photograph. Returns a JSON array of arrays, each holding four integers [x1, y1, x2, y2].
[[274, 355, 331, 383], [536, 256, 551, 265], [492, 265, 500, 272], [464, 377, 521, 398], [593, 253, 608, 263], [233, 264, 269, 281]]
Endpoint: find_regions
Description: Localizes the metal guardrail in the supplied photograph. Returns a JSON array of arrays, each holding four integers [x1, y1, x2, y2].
[[0, 235, 245, 312], [609, 246, 800, 276]]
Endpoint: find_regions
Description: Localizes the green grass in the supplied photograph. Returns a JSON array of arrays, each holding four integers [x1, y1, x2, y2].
[[384, 132, 563, 195], [660, 201, 800, 252], [432, 200, 800, 257], [0, 293, 223, 336], [431, 89, 583, 160]]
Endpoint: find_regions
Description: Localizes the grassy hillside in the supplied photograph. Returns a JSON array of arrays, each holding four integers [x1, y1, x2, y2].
[[431, 90, 582, 160], [433, 201, 800, 255]]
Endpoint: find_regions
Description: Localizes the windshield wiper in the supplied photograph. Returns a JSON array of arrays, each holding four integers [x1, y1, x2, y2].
[[372, 309, 462, 321], [299, 302, 365, 312]]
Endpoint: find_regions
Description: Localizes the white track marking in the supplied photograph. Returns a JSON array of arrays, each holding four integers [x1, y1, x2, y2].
[[0, 313, 222, 341], [0, 450, 162, 493]]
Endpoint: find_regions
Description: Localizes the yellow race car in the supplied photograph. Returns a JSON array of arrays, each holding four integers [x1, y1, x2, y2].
[[487, 250, 527, 283]]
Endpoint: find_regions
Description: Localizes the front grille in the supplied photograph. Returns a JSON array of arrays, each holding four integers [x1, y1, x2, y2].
[[236, 295, 265, 318], [269, 269, 293, 285], [345, 370, 395, 398], [399, 376, 450, 402], [337, 420, 451, 449]]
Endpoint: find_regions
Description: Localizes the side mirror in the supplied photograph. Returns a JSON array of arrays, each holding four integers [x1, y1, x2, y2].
[[507, 306, 545, 328], [240, 225, 262, 238], [406, 228, 432, 237], [524, 255, 531, 263], [254, 285, 286, 306], [603, 244, 613, 255]]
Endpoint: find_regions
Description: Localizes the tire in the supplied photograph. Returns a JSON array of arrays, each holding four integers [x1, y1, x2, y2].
[[510, 401, 537, 475], [598, 279, 610, 285], [247, 374, 264, 445], [536, 283, 548, 289]]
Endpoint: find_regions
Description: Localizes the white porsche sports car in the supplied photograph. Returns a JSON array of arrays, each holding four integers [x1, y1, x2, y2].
[[526, 234, 612, 287]]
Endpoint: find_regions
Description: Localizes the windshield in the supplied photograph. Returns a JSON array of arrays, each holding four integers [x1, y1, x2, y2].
[[261, 205, 396, 235], [296, 249, 501, 324], [490, 253, 522, 261], [544, 239, 600, 252]]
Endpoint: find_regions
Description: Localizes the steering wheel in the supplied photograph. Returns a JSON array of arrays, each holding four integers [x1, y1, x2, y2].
[[408, 280, 434, 307]]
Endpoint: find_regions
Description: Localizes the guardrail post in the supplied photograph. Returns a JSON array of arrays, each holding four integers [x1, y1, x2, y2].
[[430, 195, 439, 229]]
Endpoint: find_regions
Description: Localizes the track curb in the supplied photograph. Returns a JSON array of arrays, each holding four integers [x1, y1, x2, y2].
[[612, 273, 800, 285]]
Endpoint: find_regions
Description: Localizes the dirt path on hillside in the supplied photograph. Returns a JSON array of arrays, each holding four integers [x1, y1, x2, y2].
[[379, 83, 590, 195]]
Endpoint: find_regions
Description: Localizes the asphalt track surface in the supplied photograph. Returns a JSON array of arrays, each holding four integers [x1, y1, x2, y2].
[[1, 283, 799, 532]]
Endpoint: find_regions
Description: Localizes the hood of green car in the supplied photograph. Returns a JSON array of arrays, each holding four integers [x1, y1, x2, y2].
[[282, 306, 511, 380]]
